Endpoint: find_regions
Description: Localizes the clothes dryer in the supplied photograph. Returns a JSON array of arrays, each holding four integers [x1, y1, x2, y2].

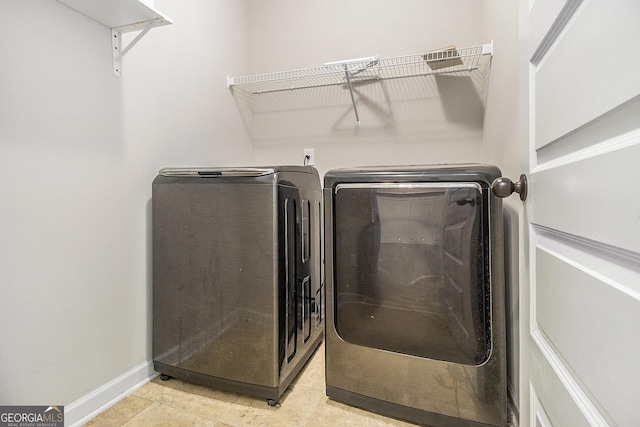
[[324, 164, 507, 426]]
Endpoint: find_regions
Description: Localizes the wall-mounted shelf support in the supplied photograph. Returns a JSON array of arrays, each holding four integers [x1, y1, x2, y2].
[[111, 17, 170, 77], [343, 66, 360, 126], [56, 0, 172, 77], [228, 42, 493, 127], [323, 55, 379, 127]]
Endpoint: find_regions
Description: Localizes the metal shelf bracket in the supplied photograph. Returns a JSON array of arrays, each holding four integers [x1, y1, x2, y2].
[[111, 18, 170, 77], [324, 55, 379, 127], [56, 0, 172, 77]]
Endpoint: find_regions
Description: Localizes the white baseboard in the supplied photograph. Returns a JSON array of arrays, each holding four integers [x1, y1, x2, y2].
[[65, 360, 157, 426]]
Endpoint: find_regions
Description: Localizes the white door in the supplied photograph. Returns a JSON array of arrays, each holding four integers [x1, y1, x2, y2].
[[521, 0, 640, 426]]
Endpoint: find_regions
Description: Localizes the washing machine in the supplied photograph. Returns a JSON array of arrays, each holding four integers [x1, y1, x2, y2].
[[152, 166, 324, 404], [324, 164, 507, 426]]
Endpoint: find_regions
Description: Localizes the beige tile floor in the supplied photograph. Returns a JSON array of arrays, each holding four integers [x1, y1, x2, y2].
[[83, 343, 420, 427]]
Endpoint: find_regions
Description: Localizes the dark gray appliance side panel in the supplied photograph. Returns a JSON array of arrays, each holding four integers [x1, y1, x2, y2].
[[152, 179, 280, 387], [276, 180, 324, 385]]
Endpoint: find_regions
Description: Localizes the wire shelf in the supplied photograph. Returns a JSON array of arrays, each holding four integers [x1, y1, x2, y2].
[[227, 43, 493, 95]]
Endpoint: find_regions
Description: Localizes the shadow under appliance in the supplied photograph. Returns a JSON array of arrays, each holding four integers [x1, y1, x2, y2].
[[153, 166, 324, 404], [324, 164, 507, 426]]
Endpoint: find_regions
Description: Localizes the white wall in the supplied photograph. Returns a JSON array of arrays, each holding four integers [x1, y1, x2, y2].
[[243, 0, 489, 177], [0, 0, 251, 422], [481, 0, 521, 421], [123, 0, 253, 168]]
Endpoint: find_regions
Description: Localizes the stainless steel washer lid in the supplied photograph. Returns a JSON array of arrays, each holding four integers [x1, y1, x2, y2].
[[158, 166, 318, 178], [158, 167, 275, 177]]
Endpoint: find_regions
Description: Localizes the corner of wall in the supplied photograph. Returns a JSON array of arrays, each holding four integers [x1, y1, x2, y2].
[[65, 361, 156, 426]]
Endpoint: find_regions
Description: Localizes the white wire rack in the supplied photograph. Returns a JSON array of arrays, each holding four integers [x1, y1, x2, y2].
[[227, 42, 493, 126]]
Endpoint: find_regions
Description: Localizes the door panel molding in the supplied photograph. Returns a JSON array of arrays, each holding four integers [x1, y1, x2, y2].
[[534, 225, 640, 297], [536, 94, 640, 165], [529, 328, 605, 426], [529, 385, 553, 427], [531, 231, 640, 426], [531, 143, 640, 254], [533, 0, 640, 149], [530, 0, 584, 66], [534, 116, 640, 171], [528, 229, 608, 426]]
